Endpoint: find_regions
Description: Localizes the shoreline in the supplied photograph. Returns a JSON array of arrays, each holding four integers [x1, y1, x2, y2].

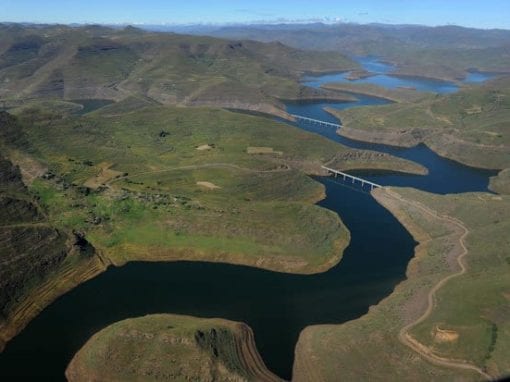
[[0, 235, 349, 355], [335, 123, 505, 171], [320, 83, 430, 103], [292, 187, 492, 381], [0, 172, 349, 353], [66, 314, 283, 382], [375, 188, 492, 379]]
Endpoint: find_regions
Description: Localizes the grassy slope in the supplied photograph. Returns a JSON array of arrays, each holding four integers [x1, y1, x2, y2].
[[402, 190, 510, 377], [0, 96, 429, 276], [4, 105, 359, 275], [325, 149, 428, 175], [0, 98, 428, 279], [293, 188, 510, 381], [329, 77, 510, 169], [321, 82, 432, 103], [0, 101, 429, 352], [66, 314, 282, 382], [0, 24, 356, 115]]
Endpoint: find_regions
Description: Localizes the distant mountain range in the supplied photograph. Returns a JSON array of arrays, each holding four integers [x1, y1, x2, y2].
[[152, 22, 510, 81]]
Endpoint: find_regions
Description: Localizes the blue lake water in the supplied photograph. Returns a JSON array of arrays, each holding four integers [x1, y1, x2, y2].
[[0, 57, 497, 380], [302, 56, 495, 93], [289, 56, 497, 194], [285, 97, 495, 194]]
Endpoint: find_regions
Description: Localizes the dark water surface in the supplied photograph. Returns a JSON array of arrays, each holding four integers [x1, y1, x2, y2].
[[0, 178, 416, 380], [0, 58, 495, 380]]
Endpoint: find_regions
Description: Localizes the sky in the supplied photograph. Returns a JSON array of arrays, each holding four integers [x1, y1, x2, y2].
[[1, 0, 510, 29]]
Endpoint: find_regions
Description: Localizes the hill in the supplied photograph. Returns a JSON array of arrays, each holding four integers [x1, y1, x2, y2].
[[0, 99, 423, 351], [66, 314, 282, 382], [0, 24, 425, 355], [0, 24, 356, 117]]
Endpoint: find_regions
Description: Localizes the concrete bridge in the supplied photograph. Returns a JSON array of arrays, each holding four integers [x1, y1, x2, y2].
[[322, 166, 382, 190], [291, 114, 341, 129]]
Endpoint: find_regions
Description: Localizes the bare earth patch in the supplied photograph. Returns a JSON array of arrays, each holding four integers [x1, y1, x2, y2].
[[196, 144, 214, 151], [433, 326, 460, 343], [196, 181, 221, 190]]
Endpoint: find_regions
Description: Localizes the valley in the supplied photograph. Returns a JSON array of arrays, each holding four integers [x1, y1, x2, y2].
[[0, 19, 509, 382]]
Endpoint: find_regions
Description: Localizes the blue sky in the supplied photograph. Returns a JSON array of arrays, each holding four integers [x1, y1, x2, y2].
[[2, 0, 509, 29]]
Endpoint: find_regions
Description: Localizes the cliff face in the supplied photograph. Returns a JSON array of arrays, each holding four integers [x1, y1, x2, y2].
[[66, 314, 283, 382], [0, 156, 67, 320], [0, 155, 104, 351]]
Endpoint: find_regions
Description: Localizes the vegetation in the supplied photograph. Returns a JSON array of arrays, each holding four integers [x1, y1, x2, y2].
[[0, 24, 356, 117], [293, 188, 510, 381], [1, 105, 358, 276], [4, 21, 508, 381], [0, 24, 427, 356], [402, 190, 510, 376], [66, 314, 282, 381], [329, 77, 510, 169]]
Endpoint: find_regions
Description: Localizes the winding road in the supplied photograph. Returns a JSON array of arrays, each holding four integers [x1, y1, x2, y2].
[[385, 189, 493, 380]]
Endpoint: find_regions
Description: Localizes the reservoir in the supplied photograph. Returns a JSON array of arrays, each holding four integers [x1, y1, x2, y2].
[[0, 58, 496, 380], [301, 56, 495, 93]]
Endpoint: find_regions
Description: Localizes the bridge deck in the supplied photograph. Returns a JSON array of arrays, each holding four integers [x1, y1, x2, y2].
[[321, 166, 382, 189], [291, 114, 341, 128]]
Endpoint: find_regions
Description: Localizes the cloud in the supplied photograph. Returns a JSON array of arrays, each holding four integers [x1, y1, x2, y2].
[[234, 9, 275, 18], [245, 16, 344, 25]]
